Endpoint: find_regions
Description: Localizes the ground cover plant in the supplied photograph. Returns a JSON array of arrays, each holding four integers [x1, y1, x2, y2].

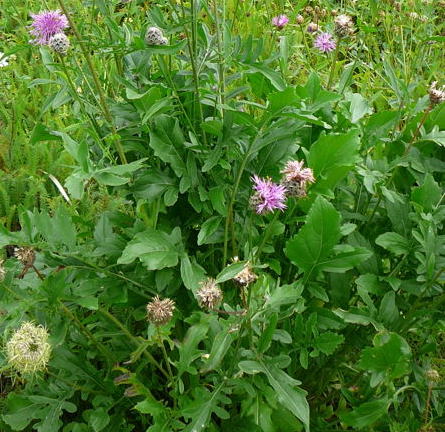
[[0, 0, 444, 430]]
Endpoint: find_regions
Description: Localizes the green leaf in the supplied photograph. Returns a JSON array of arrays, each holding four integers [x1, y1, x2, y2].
[[340, 399, 388, 429], [286, 196, 341, 277], [118, 228, 181, 270], [317, 247, 372, 272], [258, 313, 278, 353], [411, 174, 442, 211], [308, 130, 361, 192], [375, 232, 410, 255], [87, 408, 110, 432], [202, 330, 236, 372], [180, 255, 206, 291], [216, 261, 246, 283], [260, 362, 310, 432], [358, 332, 411, 381], [313, 332, 345, 355], [198, 217, 223, 246]]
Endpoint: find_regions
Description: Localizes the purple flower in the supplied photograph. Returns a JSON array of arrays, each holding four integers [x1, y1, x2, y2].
[[314, 32, 337, 53], [272, 15, 289, 30], [29, 10, 69, 45], [251, 175, 287, 214]]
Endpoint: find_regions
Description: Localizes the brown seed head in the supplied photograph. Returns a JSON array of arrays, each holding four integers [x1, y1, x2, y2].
[[146, 296, 175, 326], [196, 278, 223, 310], [14, 247, 36, 267]]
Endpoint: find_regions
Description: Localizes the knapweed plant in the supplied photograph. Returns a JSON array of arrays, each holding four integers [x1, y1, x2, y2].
[[0, 0, 444, 431]]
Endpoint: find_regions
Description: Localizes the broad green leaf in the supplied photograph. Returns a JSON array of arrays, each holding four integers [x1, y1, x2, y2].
[[198, 217, 223, 246], [180, 255, 206, 291], [375, 232, 410, 255], [118, 228, 180, 270], [258, 313, 278, 353], [313, 332, 345, 355], [340, 399, 388, 429], [216, 261, 246, 283], [286, 196, 341, 277], [317, 247, 372, 272], [202, 330, 236, 372], [411, 174, 442, 211]]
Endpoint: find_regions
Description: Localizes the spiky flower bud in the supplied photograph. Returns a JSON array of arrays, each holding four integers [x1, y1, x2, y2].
[[426, 369, 441, 382], [196, 278, 223, 310], [6, 322, 51, 374], [49, 32, 70, 55], [296, 14, 304, 24], [307, 22, 319, 33], [14, 247, 36, 267], [233, 262, 257, 287], [146, 296, 175, 326], [429, 82, 445, 106], [145, 26, 168, 46], [334, 14, 355, 37]]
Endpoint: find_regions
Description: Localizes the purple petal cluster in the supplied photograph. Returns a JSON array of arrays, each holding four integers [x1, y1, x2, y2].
[[314, 32, 337, 53], [272, 15, 289, 30], [251, 175, 287, 214], [29, 10, 69, 45]]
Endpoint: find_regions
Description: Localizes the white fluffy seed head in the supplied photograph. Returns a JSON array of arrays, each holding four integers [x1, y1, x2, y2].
[[146, 296, 175, 326], [6, 322, 52, 374], [196, 278, 223, 310], [49, 33, 70, 55]]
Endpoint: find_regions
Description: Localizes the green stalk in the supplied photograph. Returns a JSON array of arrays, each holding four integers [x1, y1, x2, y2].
[[56, 0, 127, 164]]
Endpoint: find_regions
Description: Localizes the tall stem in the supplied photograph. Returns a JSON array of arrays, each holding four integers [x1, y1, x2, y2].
[[56, 0, 127, 164]]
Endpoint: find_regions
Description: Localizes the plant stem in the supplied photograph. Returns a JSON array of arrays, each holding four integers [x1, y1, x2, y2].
[[56, 0, 127, 164], [327, 42, 341, 89]]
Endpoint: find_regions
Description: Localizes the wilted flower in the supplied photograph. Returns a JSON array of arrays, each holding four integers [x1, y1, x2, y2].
[[280, 160, 315, 198], [250, 175, 287, 214], [146, 296, 175, 326], [0, 259, 5, 281], [196, 278, 223, 310], [233, 262, 257, 287], [6, 322, 51, 373], [49, 33, 70, 55], [29, 10, 69, 45], [145, 26, 168, 46], [314, 32, 337, 53], [296, 14, 304, 24], [429, 82, 445, 106], [14, 247, 36, 268], [426, 369, 441, 382], [0, 52, 9, 68], [334, 14, 354, 37], [272, 15, 289, 30], [307, 22, 319, 33]]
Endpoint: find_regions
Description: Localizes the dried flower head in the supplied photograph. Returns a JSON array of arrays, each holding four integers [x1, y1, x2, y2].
[[426, 369, 441, 382], [0, 52, 9, 68], [49, 32, 70, 55], [146, 296, 175, 326], [196, 278, 223, 310], [296, 14, 304, 24], [334, 14, 354, 37], [0, 259, 5, 281], [233, 262, 257, 287], [14, 247, 36, 267], [29, 10, 69, 45], [314, 32, 337, 53], [272, 15, 289, 30], [307, 22, 319, 33], [250, 175, 287, 214], [280, 160, 315, 198], [145, 26, 168, 46], [429, 82, 445, 106], [6, 322, 51, 373]]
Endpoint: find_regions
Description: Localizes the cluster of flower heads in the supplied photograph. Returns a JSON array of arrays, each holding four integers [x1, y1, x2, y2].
[[6, 322, 52, 374], [29, 10, 70, 55], [145, 27, 168, 46], [250, 160, 315, 214]]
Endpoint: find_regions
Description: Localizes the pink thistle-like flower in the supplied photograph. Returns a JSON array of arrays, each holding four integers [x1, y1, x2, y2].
[[314, 32, 337, 53], [272, 15, 289, 30], [29, 10, 69, 45], [250, 175, 287, 214], [281, 160, 315, 184]]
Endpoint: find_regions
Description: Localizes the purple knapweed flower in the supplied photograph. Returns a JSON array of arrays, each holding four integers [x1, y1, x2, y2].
[[250, 175, 287, 214], [314, 32, 337, 53], [272, 15, 289, 30], [29, 10, 69, 45]]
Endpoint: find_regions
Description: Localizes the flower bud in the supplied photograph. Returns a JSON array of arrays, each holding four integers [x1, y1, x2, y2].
[[49, 33, 70, 55], [145, 26, 168, 46]]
